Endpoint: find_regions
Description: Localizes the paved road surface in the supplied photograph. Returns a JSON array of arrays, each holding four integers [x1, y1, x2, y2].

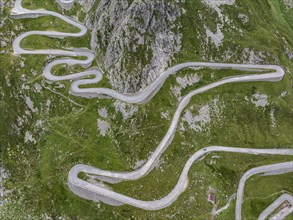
[[11, 0, 293, 215], [236, 162, 293, 220], [258, 193, 293, 220]]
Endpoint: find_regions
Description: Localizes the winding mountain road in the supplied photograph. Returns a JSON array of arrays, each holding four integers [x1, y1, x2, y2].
[[69, 148, 293, 210], [236, 162, 293, 220], [11, 0, 293, 217], [258, 193, 293, 220]]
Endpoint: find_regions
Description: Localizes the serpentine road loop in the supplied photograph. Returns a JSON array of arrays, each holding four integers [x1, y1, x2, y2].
[[11, 0, 293, 218], [236, 162, 293, 220], [258, 193, 293, 220]]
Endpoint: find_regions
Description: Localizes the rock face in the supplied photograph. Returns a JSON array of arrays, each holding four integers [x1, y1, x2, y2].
[[86, 0, 183, 93], [78, 0, 95, 12]]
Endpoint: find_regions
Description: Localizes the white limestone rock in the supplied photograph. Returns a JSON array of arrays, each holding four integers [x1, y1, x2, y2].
[[251, 93, 268, 107], [97, 119, 110, 136]]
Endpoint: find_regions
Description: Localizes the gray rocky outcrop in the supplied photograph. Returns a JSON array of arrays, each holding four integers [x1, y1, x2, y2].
[[86, 0, 184, 93]]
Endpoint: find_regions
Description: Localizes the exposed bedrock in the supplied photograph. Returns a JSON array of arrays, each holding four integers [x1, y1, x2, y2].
[[87, 0, 184, 93]]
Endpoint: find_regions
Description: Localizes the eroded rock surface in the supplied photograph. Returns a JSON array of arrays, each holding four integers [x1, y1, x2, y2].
[[86, 0, 184, 93]]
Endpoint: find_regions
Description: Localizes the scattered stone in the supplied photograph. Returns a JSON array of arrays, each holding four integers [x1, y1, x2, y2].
[[35, 120, 44, 128], [270, 109, 276, 128], [283, 0, 293, 8], [0, 41, 7, 48], [21, 84, 30, 90], [97, 119, 110, 136], [251, 93, 268, 107], [285, 48, 293, 60], [31, 69, 37, 76], [202, 0, 235, 8], [0, 0, 14, 27], [5, 75, 11, 87], [238, 13, 249, 24], [161, 111, 170, 119], [182, 105, 211, 132], [205, 26, 224, 48], [42, 213, 66, 220], [0, 166, 10, 206], [20, 61, 25, 68], [281, 91, 287, 97], [34, 83, 42, 93], [171, 73, 201, 100], [25, 96, 38, 113], [24, 131, 36, 143], [181, 99, 223, 132], [242, 48, 266, 64], [114, 100, 138, 120], [98, 107, 108, 118], [202, 0, 236, 49], [171, 85, 182, 100], [176, 74, 200, 88], [46, 99, 51, 110]]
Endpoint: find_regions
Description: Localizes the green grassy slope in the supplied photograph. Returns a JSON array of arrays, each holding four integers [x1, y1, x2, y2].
[[0, 0, 292, 219]]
